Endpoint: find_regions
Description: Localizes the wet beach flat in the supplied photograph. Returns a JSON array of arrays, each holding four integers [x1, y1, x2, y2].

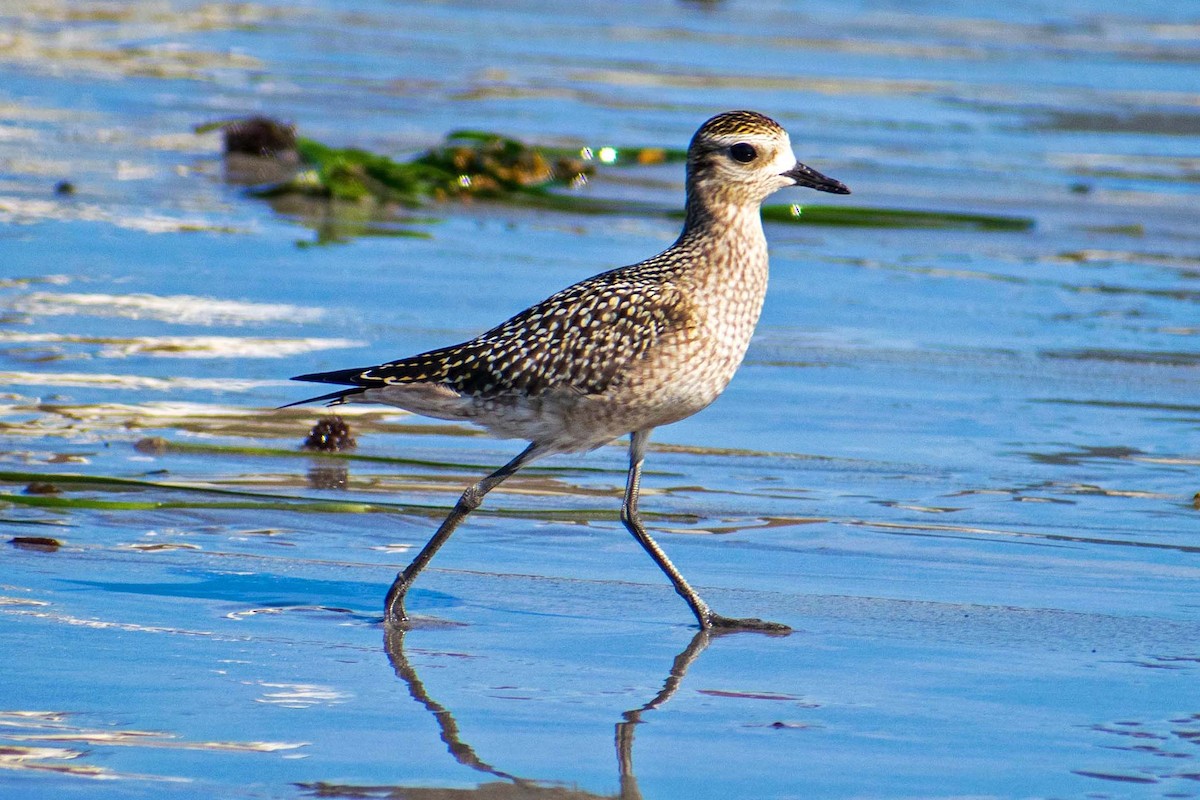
[[2, 1, 1199, 797]]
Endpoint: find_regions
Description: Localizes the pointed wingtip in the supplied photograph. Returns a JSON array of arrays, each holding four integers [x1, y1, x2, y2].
[[276, 387, 361, 410], [290, 366, 377, 385]]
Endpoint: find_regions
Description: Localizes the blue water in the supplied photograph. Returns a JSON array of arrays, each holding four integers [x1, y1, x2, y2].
[[2, 1, 1199, 797]]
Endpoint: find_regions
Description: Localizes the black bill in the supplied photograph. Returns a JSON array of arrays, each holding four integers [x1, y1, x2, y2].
[[780, 162, 851, 195]]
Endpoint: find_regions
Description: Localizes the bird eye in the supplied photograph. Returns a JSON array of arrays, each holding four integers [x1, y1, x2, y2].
[[729, 143, 757, 163]]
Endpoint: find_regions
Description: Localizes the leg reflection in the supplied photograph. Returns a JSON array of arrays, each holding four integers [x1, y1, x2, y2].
[[380, 627, 716, 799], [383, 626, 527, 785], [615, 630, 713, 800]]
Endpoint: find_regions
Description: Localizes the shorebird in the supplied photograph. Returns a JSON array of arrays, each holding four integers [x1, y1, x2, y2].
[[290, 110, 850, 633]]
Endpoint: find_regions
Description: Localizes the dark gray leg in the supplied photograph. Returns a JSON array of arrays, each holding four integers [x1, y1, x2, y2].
[[621, 430, 791, 634], [385, 442, 541, 625]]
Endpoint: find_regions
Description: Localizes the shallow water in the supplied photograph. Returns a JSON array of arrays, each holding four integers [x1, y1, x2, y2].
[[2, 1, 1199, 798]]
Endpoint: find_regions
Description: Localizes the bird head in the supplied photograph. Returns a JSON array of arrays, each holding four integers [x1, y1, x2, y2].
[[686, 110, 850, 204]]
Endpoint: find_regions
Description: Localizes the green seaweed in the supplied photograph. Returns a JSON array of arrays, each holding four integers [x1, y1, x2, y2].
[[291, 138, 453, 204], [278, 131, 597, 205]]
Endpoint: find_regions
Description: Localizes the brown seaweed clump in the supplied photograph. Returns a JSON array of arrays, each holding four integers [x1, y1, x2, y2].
[[211, 116, 302, 186], [222, 116, 298, 158], [302, 415, 357, 452]]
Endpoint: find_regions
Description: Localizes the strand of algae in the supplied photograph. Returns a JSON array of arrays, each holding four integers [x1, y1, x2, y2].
[[0, 493, 689, 521], [129, 437, 623, 475], [759, 203, 1033, 231], [504, 192, 1034, 231], [0, 470, 690, 521], [0, 490, 674, 521], [0, 493, 384, 514], [230, 119, 1033, 232]]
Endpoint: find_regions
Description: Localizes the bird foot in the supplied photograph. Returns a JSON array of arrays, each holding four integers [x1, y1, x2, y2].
[[383, 590, 410, 628], [704, 613, 792, 636], [383, 613, 465, 631], [384, 611, 412, 628]]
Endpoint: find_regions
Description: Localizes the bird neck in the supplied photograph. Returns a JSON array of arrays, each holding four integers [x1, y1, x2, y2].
[[677, 192, 768, 256], [669, 192, 771, 323]]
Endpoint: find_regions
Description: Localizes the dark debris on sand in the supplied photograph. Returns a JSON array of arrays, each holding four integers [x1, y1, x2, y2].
[[303, 416, 357, 452]]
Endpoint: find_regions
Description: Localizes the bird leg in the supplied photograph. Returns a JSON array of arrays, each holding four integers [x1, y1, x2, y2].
[[385, 442, 541, 626], [621, 430, 791, 635]]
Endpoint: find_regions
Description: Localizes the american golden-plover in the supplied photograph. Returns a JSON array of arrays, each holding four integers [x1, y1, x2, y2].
[[291, 110, 850, 632]]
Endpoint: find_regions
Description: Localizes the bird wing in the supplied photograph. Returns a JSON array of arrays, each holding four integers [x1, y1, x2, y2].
[[291, 264, 695, 403]]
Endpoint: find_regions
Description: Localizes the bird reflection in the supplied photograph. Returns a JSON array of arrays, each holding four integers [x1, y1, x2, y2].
[[300, 628, 714, 798]]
